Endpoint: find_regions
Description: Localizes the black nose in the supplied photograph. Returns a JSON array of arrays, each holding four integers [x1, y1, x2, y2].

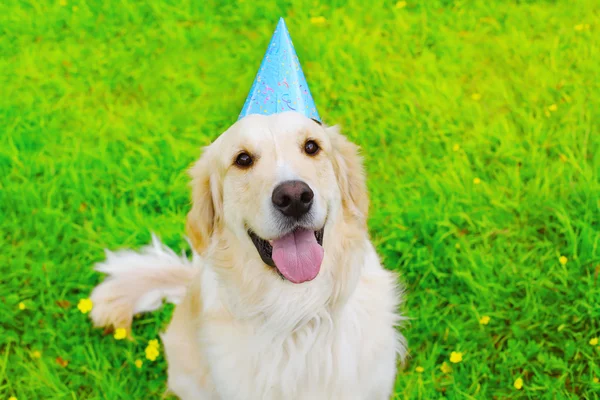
[[272, 180, 314, 219]]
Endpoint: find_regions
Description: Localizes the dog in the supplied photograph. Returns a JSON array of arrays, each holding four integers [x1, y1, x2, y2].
[[89, 111, 407, 399]]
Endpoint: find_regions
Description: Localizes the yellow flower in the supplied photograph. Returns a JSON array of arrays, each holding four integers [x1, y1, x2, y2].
[[471, 93, 481, 101], [415, 366, 424, 373], [548, 104, 557, 112], [310, 16, 326, 25], [559, 256, 568, 265], [145, 339, 160, 361], [59, 0, 67, 6], [135, 359, 143, 368], [395, 1, 407, 8], [77, 298, 93, 314], [145, 344, 160, 361], [9, 397, 17, 400], [514, 377, 523, 390], [440, 362, 452, 373], [450, 351, 463, 363], [479, 315, 490, 325], [590, 337, 599, 346], [18, 302, 26, 310], [452, 144, 460, 151], [574, 24, 589, 31], [473, 178, 481, 185], [114, 328, 127, 340], [31, 350, 42, 359], [593, 376, 599, 383]]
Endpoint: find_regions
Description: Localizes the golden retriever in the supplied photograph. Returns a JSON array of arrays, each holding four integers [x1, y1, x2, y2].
[[89, 111, 406, 399]]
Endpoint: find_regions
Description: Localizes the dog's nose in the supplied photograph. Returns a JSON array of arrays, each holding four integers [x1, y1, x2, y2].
[[272, 180, 314, 219]]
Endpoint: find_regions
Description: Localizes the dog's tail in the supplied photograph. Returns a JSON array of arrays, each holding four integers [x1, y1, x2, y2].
[[89, 234, 197, 332]]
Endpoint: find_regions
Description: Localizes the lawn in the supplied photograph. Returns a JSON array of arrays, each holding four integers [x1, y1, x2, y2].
[[1, 0, 599, 398]]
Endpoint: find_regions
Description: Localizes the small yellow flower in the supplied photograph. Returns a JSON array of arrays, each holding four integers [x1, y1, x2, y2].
[[114, 328, 127, 340], [514, 377, 523, 390], [59, 0, 67, 6], [452, 144, 460, 151], [574, 24, 590, 31], [145, 344, 160, 361], [415, 366, 424, 373], [395, 1, 407, 8], [471, 93, 481, 101], [135, 359, 143, 368], [310, 16, 326, 25], [440, 362, 452, 373], [479, 315, 490, 325], [450, 351, 463, 363], [593, 376, 599, 383], [18, 302, 26, 310], [9, 397, 17, 400], [473, 178, 481, 185], [77, 298, 93, 314], [590, 337, 599, 346], [559, 256, 568, 265], [145, 338, 160, 361], [31, 350, 42, 359], [548, 104, 557, 112]]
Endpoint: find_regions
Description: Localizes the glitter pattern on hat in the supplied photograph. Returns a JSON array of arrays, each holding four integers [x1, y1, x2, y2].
[[238, 18, 320, 122]]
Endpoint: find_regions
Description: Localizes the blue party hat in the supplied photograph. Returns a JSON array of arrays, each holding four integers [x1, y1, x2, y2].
[[239, 18, 320, 122]]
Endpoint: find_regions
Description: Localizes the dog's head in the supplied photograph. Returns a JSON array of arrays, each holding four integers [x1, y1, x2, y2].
[[186, 111, 368, 286]]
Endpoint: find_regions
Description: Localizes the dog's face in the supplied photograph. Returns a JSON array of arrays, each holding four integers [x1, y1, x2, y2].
[[187, 111, 368, 284]]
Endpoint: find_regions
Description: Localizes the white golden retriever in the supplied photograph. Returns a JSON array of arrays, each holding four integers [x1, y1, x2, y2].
[[89, 111, 406, 399]]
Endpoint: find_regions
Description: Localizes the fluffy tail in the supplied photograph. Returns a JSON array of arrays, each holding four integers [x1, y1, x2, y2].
[[89, 234, 197, 332]]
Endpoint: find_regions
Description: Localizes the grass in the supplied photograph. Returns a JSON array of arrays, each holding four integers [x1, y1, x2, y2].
[[1, 0, 599, 398]]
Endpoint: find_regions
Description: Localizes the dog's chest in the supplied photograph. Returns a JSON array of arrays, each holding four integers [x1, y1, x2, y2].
[[202, 305, 393, 400]]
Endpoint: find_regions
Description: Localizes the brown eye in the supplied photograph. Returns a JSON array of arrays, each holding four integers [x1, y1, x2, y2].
[[304, 140, 319, 155], [235, 152, 253, 167]]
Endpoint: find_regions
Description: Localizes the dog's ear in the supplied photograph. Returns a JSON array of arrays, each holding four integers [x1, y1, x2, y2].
[[326, 125, 369, 226], [186, 147, 223, 253]]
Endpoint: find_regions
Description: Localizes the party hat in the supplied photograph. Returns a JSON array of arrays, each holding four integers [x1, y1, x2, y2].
[[238, 18, 320, 122]]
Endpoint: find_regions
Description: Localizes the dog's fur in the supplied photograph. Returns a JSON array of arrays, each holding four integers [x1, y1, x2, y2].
[[89, 112, 406, 400]]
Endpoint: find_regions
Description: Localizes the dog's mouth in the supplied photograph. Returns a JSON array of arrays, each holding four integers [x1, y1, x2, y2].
[[248, 227, 325, 284]]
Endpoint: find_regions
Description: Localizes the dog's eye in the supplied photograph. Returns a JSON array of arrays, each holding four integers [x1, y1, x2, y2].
[[235, 152, 253, 167], [304, 140, 320, 156]]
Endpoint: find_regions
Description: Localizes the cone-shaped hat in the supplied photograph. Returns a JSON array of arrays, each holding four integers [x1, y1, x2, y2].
[[239, 18, 320, 122]]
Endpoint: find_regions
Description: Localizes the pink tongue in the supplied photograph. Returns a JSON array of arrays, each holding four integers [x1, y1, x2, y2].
[[271, 229, 324, 284]]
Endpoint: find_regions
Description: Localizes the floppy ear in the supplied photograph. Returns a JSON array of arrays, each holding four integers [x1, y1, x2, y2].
[[326, 125, 369, 226], [185, 148, 223, 253]]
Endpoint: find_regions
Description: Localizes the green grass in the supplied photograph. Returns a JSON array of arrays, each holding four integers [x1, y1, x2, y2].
[[1, 0, 599, 398]]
